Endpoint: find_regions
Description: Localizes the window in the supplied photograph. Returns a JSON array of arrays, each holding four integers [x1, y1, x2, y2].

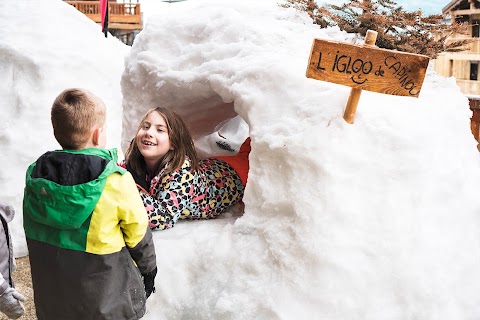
[[473, 20, 480, 38], [470, 61, 478, 81]]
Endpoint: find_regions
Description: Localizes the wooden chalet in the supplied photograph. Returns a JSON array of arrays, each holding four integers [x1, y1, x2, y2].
[[64, 0, 142, 45], [435, 0, 480, 147]]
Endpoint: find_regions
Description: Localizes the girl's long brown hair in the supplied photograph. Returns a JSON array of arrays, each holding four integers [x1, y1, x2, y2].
[[125, 107, 199, 178]]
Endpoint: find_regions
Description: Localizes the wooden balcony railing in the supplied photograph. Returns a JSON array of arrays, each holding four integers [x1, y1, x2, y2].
[[65, 1, 142, 30], [454, 80, 480, 96]]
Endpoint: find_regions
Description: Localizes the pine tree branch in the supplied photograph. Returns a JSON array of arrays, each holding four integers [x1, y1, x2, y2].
[[280, 0, 473, 58]]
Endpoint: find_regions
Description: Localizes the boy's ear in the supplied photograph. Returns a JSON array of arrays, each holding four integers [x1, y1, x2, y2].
[[92, 127, 101, 146]]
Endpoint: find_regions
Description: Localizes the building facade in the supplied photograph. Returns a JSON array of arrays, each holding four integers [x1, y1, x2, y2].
[[64, 0, 142, 45], [435, 0, 480, 145]]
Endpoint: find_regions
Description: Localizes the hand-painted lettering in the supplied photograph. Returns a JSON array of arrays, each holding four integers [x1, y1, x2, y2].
[[384, 55, 419, 96], [374, 66, 385, 77], [316, 52, 326, 71], [332, 52, 374, 84]]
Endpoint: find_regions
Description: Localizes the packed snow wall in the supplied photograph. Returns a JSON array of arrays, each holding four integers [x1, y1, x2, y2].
[[122, 0, 480, 319]]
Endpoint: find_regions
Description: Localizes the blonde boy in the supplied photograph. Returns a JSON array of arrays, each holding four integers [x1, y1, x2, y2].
[[23, 88, 157, 320]]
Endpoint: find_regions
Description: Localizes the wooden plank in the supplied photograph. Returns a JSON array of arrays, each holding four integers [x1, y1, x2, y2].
[[112, 15, 142, 23], [451, 8, 480, 15], [85, 14, 141, 24], [306, 38, 430, 97], [106, 22, 142, 30], [471, 118, 479, 140], [471, 113, 480, 122]]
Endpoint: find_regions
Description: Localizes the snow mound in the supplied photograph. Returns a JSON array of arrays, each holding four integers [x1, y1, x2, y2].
[[122, 0, 480, 319], [0, 0, 129, 256]]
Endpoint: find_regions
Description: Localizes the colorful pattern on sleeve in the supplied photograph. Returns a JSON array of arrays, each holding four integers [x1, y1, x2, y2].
[[140, 158, 244, 230]]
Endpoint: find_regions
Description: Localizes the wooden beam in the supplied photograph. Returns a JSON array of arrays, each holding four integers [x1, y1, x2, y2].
[[438, 53, 480, 60], [104, 23, 142, 30], [451, 8, 480, 15], [443, 0, 464, 14], [85, 14, 141, 24]]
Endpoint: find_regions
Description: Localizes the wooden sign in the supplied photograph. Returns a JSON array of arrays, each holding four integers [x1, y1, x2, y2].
[[305, 30, 430, 123], [306, 38, 429, 97]]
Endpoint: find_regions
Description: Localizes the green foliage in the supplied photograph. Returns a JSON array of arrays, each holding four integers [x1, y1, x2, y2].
[[281, 0, 472, 58]]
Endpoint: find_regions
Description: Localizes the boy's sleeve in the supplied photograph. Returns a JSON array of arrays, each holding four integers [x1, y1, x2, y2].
[[126, 228, 156, 274], [118, 173, 157, 274]]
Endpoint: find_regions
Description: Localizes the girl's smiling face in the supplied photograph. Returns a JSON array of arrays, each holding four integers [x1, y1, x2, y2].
[[136, 111, 172, 170]]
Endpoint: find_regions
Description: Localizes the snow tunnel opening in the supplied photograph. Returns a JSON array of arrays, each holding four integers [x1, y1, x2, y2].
[[184, 93, 250, 219], [121, 89, 251, 223], [164, 93, 250, 158]]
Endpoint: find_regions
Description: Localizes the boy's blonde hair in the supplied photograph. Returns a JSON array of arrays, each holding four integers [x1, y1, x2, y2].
[[51, 88, 106, 150]]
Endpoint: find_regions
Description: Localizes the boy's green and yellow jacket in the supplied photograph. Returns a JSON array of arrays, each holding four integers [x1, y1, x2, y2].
[[23, 148, 156, 320]]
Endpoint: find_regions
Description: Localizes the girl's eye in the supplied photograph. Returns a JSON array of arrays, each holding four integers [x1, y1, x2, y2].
[[142, 124, 149, 130], [157, 128, 164, 132]]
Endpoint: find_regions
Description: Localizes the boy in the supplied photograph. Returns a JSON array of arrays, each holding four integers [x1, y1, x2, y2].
[[0, 204, 25, 319], [23, 88, 157, 320]]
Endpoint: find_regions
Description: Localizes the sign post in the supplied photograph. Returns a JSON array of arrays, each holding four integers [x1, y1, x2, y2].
[[305, 30, 430, 124], [344, 30, 377, 123]]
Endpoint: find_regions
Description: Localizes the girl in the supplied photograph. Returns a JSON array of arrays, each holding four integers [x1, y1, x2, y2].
[[124, 107, 250, 230]]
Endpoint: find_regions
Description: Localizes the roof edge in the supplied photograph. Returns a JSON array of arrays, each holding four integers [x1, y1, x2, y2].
[[443, 0, 463, 14]]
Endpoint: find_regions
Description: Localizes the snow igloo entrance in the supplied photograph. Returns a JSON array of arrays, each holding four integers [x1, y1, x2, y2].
[[121, 89, 250, 158]]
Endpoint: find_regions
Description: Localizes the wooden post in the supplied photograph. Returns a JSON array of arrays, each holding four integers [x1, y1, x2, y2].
[[343, 30, 378, 124]]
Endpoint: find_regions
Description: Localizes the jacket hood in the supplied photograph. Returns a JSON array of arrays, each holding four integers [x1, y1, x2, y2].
[[23, 148, 125, 230]]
